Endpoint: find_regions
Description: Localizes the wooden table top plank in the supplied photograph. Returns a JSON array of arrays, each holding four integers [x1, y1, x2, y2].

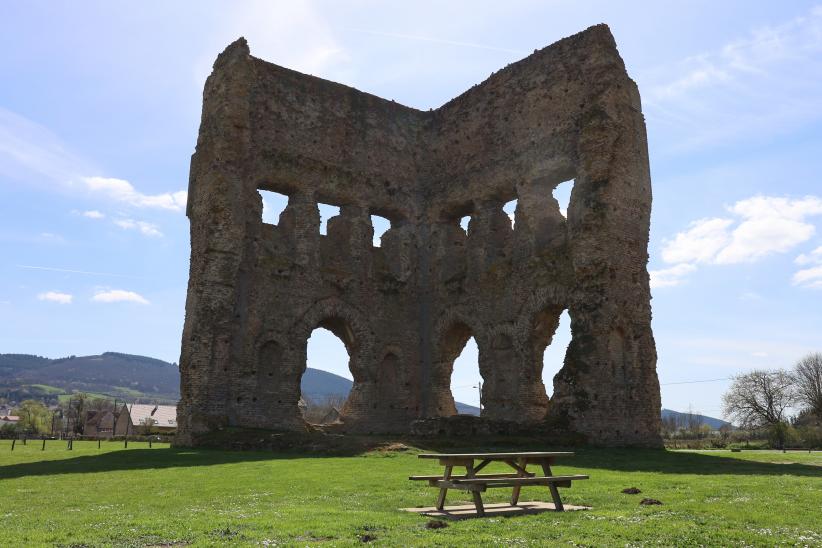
[[418, 451, 574, 459]]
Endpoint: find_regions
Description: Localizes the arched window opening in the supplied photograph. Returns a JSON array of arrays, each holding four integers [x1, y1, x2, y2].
[[503, 198, 518, 228], [443, 326, 482, 415], [536, 308, 571, 398], [317, 203, 341, 235], [371, 214, 390, 247], [303, 324, 352, 424], [258, 189, 289, 225], [553, 180, 574, 219]]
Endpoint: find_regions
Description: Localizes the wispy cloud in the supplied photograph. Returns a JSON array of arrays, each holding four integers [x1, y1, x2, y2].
[[92, 289, 149, 305], [0, 107, 93, 183], [113, 218, 163, 237], [792, 245, 822, 289], [650, 263, 696, 289], [83, 176, 186, 212], [795, 245, 822, 266], [16, 264, 142, 279], [196, 0, 350, 85], [0, 107, 186, 212], [77, 210, 105, 219], [641, 6, 822, 152], [37, 291, 73, 304]]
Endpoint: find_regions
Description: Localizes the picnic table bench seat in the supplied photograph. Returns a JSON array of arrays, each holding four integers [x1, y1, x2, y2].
[[410, 451, 588, 516]]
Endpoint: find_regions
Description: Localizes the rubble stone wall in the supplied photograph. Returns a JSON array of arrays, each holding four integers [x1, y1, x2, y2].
[[177, 24, 661, 447]]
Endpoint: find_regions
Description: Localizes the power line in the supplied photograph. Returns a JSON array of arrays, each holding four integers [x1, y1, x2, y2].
[[661, 377, 732, 386]]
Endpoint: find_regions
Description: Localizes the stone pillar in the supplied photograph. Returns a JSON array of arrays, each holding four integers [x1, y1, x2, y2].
[[177, 39, 256, 445], [549, 69, 661, 446]]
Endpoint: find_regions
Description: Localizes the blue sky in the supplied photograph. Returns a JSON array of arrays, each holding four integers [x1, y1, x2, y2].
[[1, 1, 820, 417]]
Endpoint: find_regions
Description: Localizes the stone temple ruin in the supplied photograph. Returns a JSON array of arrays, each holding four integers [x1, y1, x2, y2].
[[176, 24, 662, 447]]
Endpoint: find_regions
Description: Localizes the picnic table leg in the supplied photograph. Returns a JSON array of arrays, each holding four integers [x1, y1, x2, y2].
[[541, 460, 564, 512], [510, 457, 527, 505], [472, 490, 485, 516], [463, 461, 485, 516], [436, 464, 452, 511]]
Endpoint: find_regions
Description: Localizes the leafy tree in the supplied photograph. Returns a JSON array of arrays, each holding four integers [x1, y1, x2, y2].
[[722, 369, 795, 448], [793, 352, 822, 419], [13, 399, 51, 435]]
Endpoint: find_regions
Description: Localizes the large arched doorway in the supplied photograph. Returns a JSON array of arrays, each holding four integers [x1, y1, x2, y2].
[[435, 321, 484, 416], [451, 336, 481, 415], [302, 324, 352, 424]]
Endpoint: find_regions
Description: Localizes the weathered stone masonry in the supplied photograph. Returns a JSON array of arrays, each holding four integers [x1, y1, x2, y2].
[[176, 24, 662, 447]]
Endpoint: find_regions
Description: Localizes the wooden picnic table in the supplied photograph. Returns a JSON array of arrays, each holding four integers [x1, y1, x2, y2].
[[410, 451, 587, 516]]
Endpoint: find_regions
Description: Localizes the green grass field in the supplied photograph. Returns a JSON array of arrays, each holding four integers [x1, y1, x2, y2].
[[1, 441, 820, 547]]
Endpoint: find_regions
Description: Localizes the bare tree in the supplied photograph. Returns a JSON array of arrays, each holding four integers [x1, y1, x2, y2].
[[723, 369, 795, 448], [793, 352, 822, 419], [685, 405, 704, 436]]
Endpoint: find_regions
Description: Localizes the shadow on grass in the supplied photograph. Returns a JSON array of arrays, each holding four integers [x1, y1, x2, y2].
[[569, 448, 822, 478], [1, 442, 819, 481], [0, 447, 294, 481]]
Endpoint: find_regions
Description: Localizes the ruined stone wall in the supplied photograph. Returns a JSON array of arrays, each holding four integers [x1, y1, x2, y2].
[[177, 24, 661, 447]]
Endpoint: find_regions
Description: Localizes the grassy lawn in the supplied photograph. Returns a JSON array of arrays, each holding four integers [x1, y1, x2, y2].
[[1, 441, 820, 547]]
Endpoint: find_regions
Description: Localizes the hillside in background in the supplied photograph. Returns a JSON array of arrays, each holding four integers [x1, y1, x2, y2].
[[661, 408, 731, 429], [3, 353, 727, 426], [0, 352, 181, 404], [0, 352, 483, 414]]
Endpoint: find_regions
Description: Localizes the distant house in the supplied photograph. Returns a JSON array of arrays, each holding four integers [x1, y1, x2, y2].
[[0, 414, 20, 426], [84, 410, 116, 438], [114, 404, 177, 435]]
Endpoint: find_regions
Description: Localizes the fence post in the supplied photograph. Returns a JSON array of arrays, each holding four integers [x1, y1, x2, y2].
[[42, 438, 46, 451], [11, 439, 15, 451], [149, 438, 152, 449], [22, 435, 26, 446], [98, 438, 101, 449]]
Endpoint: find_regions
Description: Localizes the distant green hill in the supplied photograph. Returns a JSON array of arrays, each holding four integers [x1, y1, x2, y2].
[[661, 408, 731, 429], [0, 352, 477, 415], [0, 352, 180, 404]]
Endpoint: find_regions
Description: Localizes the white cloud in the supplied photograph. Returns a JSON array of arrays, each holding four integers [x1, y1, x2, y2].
[[649, 263, 696, 289], [793, 265, 822, 289], [81, 210, 105, 219], [715, 196, 822, 264], [661, 218, 733, 264], [659, 195, 822, 287], [795, 246, 822, 265], [663, 195, 822, 265], [83, 176, 187, 212], [37, 291, 73, 304], [92, 289, 149, 305], [114, 218, 163, 237]]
